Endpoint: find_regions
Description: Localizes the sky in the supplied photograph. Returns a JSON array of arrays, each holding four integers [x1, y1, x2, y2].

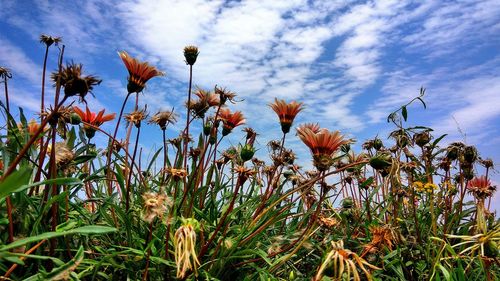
[[0, 0, 499, 208]]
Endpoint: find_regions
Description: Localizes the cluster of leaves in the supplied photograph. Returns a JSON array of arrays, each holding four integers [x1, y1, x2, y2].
[[0, 36, 498, 281]]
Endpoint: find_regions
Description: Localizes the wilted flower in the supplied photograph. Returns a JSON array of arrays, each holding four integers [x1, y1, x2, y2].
[[73, 106, 115, 139], [118, 51, 164, 93], [39, 34, 61, 47], [314, 240, 380, 281], [233, 165, 255, 184], [47, 142, 74, 168], [183, 45, 199, 66], [174, 218, 200, 278], [51, 62, 101, 102], [218, 108, 245, 136], [187, 88, 220, 118], [0, 67, 12, 79], [214, 85, 237, 105], [269, 98, 303, 134], [467, 176, 496, 199], [124, 108, 148, 128], [163, 167, 188, 181], [362, 225, 396, 256], [148, 110, 178, 130], [297, 126, 349, 171], [317, 215, 340, 229], [142, 192, 172, 223], [414, 131, 431, 147]]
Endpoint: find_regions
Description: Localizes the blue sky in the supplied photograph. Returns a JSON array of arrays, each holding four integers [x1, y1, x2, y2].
[[1, 0, 499, 206]]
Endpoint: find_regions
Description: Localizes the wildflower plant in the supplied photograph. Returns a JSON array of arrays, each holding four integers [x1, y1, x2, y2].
[[0, 37, 497, 281]]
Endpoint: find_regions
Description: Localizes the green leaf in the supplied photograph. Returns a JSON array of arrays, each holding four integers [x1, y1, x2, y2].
[[401, 106, 408, 121], [0, 166, 33, 200], [0, 225, 116, 252], [438, 264, 451, 281]]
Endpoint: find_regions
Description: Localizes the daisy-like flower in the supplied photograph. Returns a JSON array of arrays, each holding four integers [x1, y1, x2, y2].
[[183, 45, 199, 66], [73, 106, 115, 139], [124, 108, 148, 128], [269, 98, 304, 134], [148, 110, 178, 130], [413, 181, 425, 193], [314, 240, 380, 281], [424, 182, 438, 193], [118, 51, 164, 94], [467, 176, 496, 199], [218, 108, 245, 136], [0, 67, 12, 79], [233, 165, 255, 184], [297, 126, 349, 171], [163, 167, 188, 181], [174, 218, 200, 278], [142, 192, 172, 223], [214, 85, 237, 105], [51, 62, 101, 102], [39, 34, 61, 47], [297, 123, 321, 134], [187, 88, 220, 118], [362, 225, 396, 256]]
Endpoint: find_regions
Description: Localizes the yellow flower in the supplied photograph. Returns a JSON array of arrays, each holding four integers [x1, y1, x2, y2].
[[413, 181, 425, 193], [424, 183, 438, 193]]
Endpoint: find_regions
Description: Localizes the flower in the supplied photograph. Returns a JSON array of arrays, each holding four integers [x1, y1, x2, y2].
[[413, 181, 425, 193], [142, 192, 172, 223], [118, 51, 164, 93], [174, 218, 200, 278], [47, 142, 75, 168], [124, 108, 148, 128], [362, 225, 396, 256], [269, 98, 303, 134], [148, 110, 178, 130], [314, 240, 380, 281], [424, 183, 438, 193], [0, 67, 12, 79], [187, 88, 220, 118], [233, 165, 255, 184], [39, 34, 61, 47], [297, 126, 349, 171], [467, 176, 496, 199], [214, 85, 237, 105], [51, 62, 101, 102], [163, 167, 187, 181], [73, 106, 115, 139], [297, 123, 321, 134], [183, 45, 199, 65], [218, 108, 245, 136]]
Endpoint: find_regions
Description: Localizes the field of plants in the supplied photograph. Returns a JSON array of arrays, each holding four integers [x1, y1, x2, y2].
[[0, 35, 498, 280]]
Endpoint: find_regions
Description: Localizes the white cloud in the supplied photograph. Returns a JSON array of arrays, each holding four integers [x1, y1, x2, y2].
[[0, 36, 41, 84]]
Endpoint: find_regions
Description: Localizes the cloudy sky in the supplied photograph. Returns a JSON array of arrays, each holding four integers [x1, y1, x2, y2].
[[1, 0, 499, 205]]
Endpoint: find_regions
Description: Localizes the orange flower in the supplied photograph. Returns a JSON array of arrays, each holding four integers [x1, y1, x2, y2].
[[118, 51, 164, 93], [73, 106, 115, 138], [297, 127, 349, 171], [467, 176, 496, 199], [297, 122, 321, 134], [218, 108, 245, 136], [269, 98, 303, 134], [26, 119, 46, 138]]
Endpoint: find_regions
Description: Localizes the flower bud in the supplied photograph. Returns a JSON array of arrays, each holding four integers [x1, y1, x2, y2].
[[183, 45, 199, 66], [240, 144, 255, 162]]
